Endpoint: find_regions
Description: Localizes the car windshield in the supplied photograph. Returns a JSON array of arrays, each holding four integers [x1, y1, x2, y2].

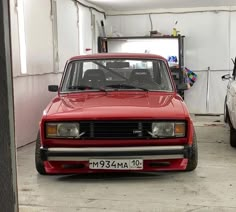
[[61, 59, 173, 92]]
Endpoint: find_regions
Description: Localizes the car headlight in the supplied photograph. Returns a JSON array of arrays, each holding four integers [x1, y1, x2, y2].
[[151, 122, 186, 138], [46, 122, 80, 138]]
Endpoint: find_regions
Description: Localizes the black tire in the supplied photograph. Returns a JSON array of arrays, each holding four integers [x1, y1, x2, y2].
[[185, 131, 198, 171], [35, 132, 47, 175], [230, 127, 236, 148], [224, 96, 229, 123]]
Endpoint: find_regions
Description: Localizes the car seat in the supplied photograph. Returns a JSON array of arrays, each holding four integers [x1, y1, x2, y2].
[[128, 69, 153, 85], [82, 69, 105, 88]]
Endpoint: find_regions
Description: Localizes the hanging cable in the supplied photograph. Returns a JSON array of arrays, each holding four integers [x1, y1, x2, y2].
[[148, 13, 153, 31], [107, 9, 236, 16], [72, 0, 106, 19]]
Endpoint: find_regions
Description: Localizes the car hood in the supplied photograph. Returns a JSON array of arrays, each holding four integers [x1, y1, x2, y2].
[[46, 92, 188, 120]]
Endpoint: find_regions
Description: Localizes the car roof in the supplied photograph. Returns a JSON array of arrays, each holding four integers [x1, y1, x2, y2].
[[69, 53, 166, 61]]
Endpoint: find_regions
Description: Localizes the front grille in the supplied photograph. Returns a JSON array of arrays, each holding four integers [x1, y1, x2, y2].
[[80, 121, 152, 139]]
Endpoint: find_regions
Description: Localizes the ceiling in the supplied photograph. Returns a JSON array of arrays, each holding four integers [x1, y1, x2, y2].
[[86, 0, 236, 12]]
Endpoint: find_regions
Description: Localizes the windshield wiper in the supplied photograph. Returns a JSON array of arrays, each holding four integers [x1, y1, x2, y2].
[[105, 84, 149, 91], [67, 85, 107, 92]]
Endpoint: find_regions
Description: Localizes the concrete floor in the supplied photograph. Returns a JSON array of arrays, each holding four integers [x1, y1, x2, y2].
[[17, 115, 236, 212]]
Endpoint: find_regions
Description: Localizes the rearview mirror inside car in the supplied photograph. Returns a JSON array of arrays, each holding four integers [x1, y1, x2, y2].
[[48, 85, 58, 92], [221, 74, 231, 81]]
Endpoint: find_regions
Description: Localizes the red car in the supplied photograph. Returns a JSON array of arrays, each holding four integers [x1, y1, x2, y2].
[[35, 53, 198, 175]]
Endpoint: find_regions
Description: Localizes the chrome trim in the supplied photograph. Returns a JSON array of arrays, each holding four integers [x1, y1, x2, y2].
[[48, 154, 184, 161], [47, 146, 185, 153]]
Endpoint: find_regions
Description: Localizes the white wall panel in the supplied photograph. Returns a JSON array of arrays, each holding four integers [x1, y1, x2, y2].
[[208, 71, 229, 113], [106, 16, 122, 36], [14, 74, 61, 147], [11, 0, 56, 147], [123, 15, 150, 36], [23, 0, 53, 74], [79, 6, 92, 54], [107, 15, 150, 37], [57, 0, 79, 72], [9, 0, 21, 77], [230, 12, 236, 69], [179, 12, 229, 71], [184, 70, 229, 114], [79, 5, 105, 54]]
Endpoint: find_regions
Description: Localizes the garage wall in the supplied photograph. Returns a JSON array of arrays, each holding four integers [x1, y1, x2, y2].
[[106, 7, 236, 114], [230, 12, 236, 68], [10, 0, 60, 147], [10, 0, 104, 147], [57, 0, 79, 72], [79, 4, 105, 54]]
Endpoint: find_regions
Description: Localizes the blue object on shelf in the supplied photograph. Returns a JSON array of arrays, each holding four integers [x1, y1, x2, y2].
[[168, 56, 178, 63]]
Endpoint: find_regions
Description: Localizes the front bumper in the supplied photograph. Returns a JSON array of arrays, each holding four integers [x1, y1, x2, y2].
[[41, 145, 192, 173], [40, 145, 192, 161]]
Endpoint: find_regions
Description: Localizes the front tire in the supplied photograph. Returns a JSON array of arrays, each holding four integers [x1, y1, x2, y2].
[[35, 132, 47, 175], [185, 131, 198, 171], [230, 127, 236, 148]]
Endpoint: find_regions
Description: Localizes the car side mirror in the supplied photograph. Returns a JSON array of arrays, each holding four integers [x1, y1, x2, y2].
[[48, 85, 58, 92], [176, 83, 188, 91], [222, 74, 231, 81]]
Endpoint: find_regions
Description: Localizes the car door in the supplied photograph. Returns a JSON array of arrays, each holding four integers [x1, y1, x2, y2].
[[227, 59, 236, 128]]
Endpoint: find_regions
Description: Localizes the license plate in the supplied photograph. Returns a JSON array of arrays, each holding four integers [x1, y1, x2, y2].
[[89, 159, 143, 170]]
